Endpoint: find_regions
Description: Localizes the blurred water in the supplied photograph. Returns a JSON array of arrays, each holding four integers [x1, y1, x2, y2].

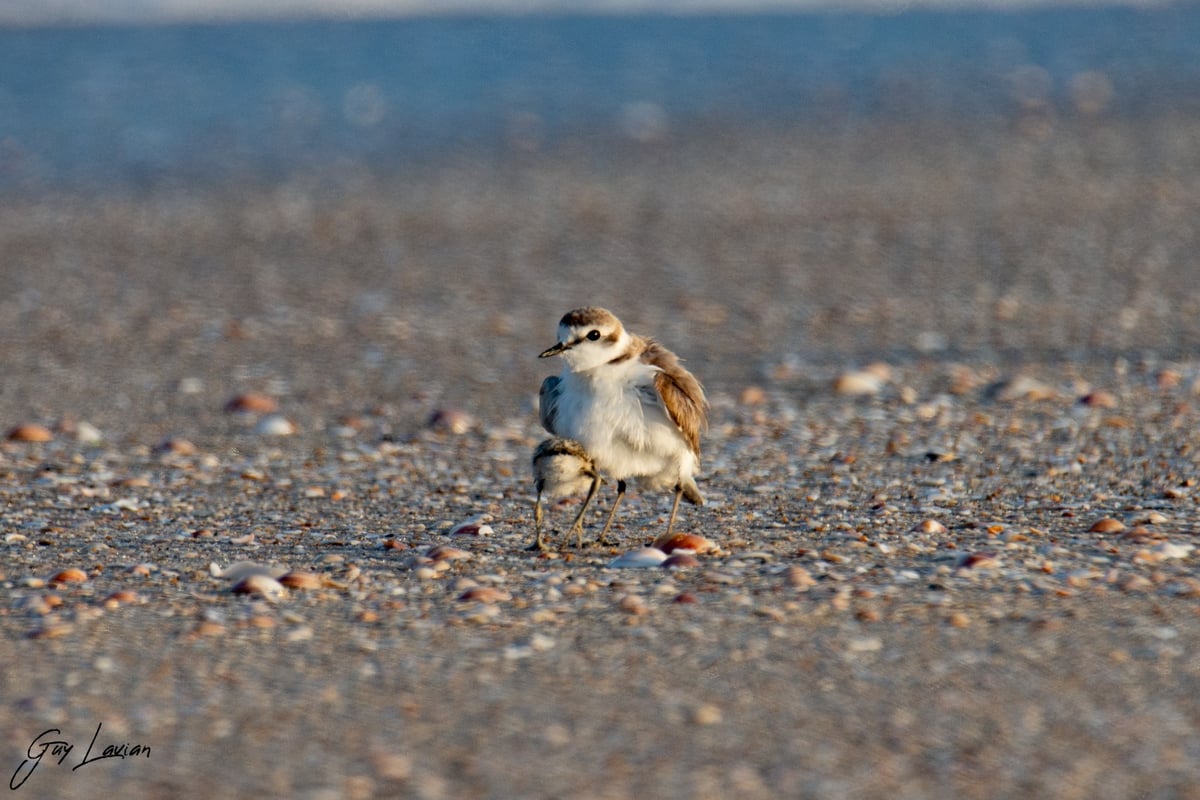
[[1, 6, 1198, 192]]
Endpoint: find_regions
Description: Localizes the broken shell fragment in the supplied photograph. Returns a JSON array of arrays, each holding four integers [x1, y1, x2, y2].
[[449, 516, 494, 536], [428, 408, 474, 434], [426, 545, 472, 562], [231, 574, 287, 601], [458, 586, 511, 604], [278, 571, 323, 590], [224, 392, 278, 414], [608, 548, 668, 569], [661, 553, 701, 570]]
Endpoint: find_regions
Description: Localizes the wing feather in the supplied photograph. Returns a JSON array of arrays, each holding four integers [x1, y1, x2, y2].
[[641, 338, 708, 456], [538, 375, 562, 435]]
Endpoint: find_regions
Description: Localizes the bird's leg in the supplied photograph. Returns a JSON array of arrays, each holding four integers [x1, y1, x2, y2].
[[527, 493, 549, 551], [665, 484, 684, 537], [595, 479, 626, 547], [565, 474, 602, 549]]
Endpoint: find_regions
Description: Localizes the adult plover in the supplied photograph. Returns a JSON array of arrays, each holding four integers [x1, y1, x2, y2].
[[538, 306, 708, 545]]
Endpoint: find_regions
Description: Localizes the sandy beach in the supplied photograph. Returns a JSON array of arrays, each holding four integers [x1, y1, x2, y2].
[[3, 112, 1200, 798]]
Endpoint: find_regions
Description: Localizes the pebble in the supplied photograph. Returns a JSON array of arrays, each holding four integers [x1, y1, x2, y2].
[[608, 548, 668, 568]]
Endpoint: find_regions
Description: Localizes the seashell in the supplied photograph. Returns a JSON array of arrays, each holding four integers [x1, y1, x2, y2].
[[278, 571, 323, 590], [426, 545, 472, 562], [1089, 517, 1125, 534], [428, 408, 473, 434], [661, 553, 701, 570], [914, 519, 947, 535], [224, 392, 278, 414], [69, 421, 103, 444], [652, 532, 715, 554], [1078, 390, 1117, 408], [449, 517, 494, 536], [608, 547, 668, 569], [673, 592, 698, 604], [833, 370, 885, 396], [458, 586, 510, 604], [985, 375, 1058, 403], [7, 423, 53, 443], [231, 574, 286, 601], [49, 568, 88, 585], [956, 551, 1000, 570], [155, 437, 197, 456], [254, 415, 296, 436], [213, 560, 287, 582]]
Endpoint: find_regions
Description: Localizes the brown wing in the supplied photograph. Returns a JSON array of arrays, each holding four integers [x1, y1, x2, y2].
[[642, 339, 708, 456], [538, 375, 562, 435]]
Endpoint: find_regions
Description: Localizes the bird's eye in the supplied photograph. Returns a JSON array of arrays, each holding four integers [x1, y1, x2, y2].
[[586, 330, 601, 341]]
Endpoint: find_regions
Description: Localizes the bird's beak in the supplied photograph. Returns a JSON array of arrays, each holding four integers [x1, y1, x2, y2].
[[539, 341, 568, 358]]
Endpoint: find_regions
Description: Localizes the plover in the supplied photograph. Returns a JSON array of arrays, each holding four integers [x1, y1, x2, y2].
[[538, 306, 708, 545], [529, 436, 602, 551]]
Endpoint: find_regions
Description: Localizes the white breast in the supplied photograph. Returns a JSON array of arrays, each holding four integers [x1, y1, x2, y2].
[[553, 361, 696, 487]]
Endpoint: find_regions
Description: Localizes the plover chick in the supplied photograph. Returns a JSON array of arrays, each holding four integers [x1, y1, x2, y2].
[[538, 306, 708, 546], [530, 437, 602, 551]]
